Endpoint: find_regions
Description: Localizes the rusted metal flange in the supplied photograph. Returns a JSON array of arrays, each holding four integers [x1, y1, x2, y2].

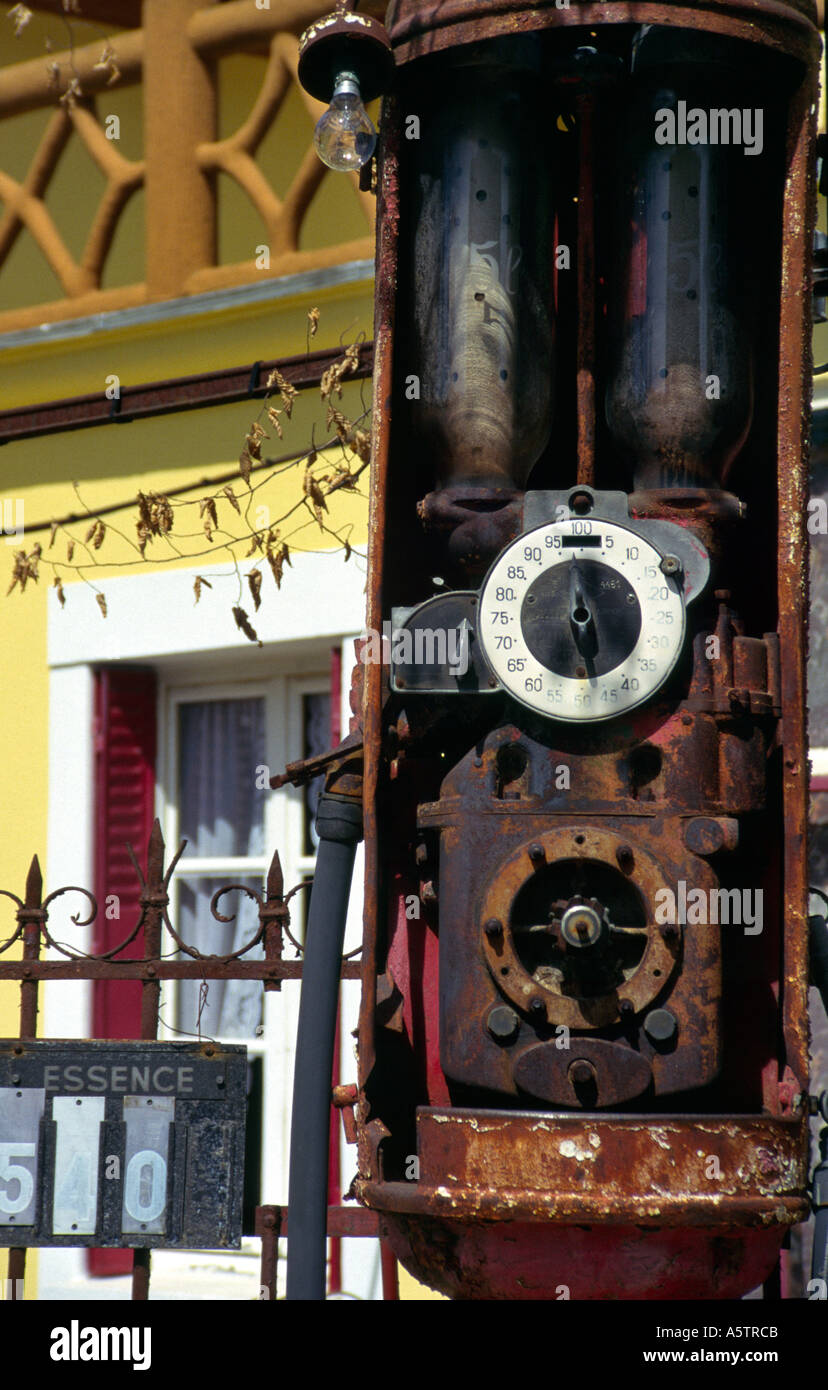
[[298, 11, 395, 103]]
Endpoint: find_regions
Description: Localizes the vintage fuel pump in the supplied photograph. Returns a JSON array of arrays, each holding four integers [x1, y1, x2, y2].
[[285, 0, 825, 1299]]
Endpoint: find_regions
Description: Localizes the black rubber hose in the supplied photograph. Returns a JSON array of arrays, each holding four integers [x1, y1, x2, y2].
[[810, 911, 828, 1018], [286, 791, 363, 1301], [812, 1130, 828, 1291]]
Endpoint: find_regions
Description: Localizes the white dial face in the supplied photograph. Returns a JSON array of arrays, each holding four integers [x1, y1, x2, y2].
[[477, 518, 686, 722]]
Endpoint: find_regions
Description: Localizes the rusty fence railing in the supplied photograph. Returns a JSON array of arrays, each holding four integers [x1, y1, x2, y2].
[[0, 818, 375, 1301]]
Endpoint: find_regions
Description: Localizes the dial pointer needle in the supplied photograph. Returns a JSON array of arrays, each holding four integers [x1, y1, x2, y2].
[[569, 558, 598, 660]]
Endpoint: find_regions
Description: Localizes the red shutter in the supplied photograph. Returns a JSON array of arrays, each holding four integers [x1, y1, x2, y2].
[[89, 666, 157, 1276]]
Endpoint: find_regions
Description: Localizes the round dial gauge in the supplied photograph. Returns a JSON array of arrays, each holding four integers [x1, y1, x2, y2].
[[477, 518, 685, 721]]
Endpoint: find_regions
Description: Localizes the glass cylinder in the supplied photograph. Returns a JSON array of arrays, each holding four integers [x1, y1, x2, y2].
[[605, 33, 756, 489], [407, 39, 555, 489]]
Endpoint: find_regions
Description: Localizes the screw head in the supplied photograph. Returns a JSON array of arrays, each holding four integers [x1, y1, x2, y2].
[[560, 904, 603, 948], [569, 1059, 597, 1087], [528, 843, 545, 865], [529, 997, 546, 1016], [644, 1008, 678, 1044], [484, 918, 503, 939], [619, 998, 635, 1017], [487, 1005, 520, 1041], [660, 554, 682, 577], [616, 844, 634, 872]]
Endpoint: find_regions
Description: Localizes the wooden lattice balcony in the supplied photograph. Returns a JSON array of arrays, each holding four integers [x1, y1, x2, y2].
[[0, 0, 382, 333]]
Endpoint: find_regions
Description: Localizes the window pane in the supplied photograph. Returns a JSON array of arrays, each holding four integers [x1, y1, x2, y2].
[[178, 698, 266, 857], [176, 876, 263, 1039], [303, 692, 331, 854]]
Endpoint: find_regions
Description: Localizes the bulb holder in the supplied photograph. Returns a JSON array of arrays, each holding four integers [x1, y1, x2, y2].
[[298, 11, 395, 105]]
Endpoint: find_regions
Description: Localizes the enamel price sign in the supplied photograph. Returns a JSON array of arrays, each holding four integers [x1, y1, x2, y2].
[[0, 1041, 247, 1248]]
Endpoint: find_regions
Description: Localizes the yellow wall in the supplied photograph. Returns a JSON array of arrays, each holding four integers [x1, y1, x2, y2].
[[0, 13, 372, 317]]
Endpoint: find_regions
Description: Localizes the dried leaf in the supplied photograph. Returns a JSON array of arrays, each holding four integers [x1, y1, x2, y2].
[[239, 446, 254, 487], [6, 550, 25, 596], [248, 569, 263, 612], [54, 576, 65, 607], [84, 520, 98, 544], [93, 43, 120, 86], [222, 485, 241, 515], [344, 538, 352, 562], [352, 429, 372, 464], [92, 520, 105, 550], [8, 5, 33, 37], [59, 76, 82, 108], [46, 61, 61, 89], [232, 605, 262, 646], [199, 497, 218, 530], [266, 541, 291, 590], [270, 368, 297, 418], [308, 307, 320, 338], [158, 496, 173, 534], [48, 521, 59, 549], [193, 575, 212, 605], [137, 491, 152, 530], [303, 467, 329, 529], [67, 540, 75, 562], [265, 406, 283, 439], [96, 592, 108, 619], [203, 519, 213, 543]]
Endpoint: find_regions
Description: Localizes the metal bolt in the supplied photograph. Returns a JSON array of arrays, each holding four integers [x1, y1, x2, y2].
[[530, 997, 546, 1016], [528, 843, 545, 866], [660, 554, 682, 577], [484, 918, 503, 939], [569, 1059, 596, 1087], [644, 1008, 678, 1044], [487, 1005, 520, 1041], [619, 998, 634, 1017], [560, 904, 602, 948], [616, 844, 634, 873]]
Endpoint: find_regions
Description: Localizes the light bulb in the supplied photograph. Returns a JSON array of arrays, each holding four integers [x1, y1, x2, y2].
[[313, 71, 376, 172]]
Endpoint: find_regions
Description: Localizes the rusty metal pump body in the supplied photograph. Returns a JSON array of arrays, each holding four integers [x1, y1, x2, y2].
[[332, 0, 820, 1299]]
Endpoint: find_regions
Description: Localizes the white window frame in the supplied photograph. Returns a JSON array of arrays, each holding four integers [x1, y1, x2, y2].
[[155, 670, 331, 1203]]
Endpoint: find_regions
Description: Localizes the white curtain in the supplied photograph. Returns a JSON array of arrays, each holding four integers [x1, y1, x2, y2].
[[176, 698, 266, 1038]]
